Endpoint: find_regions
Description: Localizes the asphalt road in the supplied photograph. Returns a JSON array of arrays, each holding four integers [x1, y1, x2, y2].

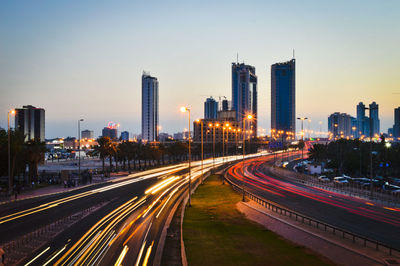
[[226, 155, 400, 249], [0, 154, 258, 265]]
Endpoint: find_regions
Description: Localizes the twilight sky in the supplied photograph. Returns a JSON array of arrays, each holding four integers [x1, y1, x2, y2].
[[1, 0, 399, 139]]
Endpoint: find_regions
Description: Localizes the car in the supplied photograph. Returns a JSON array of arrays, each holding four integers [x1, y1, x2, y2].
[[351, 178, 370, 185], [333, 177, 349, 185], [318, 176, 330, 182]]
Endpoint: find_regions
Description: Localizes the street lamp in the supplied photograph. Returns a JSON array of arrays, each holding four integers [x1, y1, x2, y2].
[[196, 119, 204, 179], [297, 117, 308, 161], [180, 106, 192, 206], [242, 114, 253, 201], [78, 119, 84, 182], [8, 109, 15, 196]]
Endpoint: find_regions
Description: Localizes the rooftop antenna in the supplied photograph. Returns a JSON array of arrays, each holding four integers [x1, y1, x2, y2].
[[293, 49, 295, 59], [236, 53, 239, 64]]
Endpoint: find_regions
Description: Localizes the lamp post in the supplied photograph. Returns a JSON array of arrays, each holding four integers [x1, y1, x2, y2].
[[78, 119, 84, 182], [8, 109, 15, 196], [297, 117, 308, 161], [242, 114, 253, 201], [363, 105, 378, 197], [196, 119, 204, 178], [222, 126, 225, 164], [180, 106, 192, 206]]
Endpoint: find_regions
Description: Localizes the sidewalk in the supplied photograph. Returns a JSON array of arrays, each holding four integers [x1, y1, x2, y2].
[[0, 171, 132, 205], [238, 200, 400, 266]]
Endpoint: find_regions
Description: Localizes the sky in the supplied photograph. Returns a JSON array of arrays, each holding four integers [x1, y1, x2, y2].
[[1, 0, 399, 139]]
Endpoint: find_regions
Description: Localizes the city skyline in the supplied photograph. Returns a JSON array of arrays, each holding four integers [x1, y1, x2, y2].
[[1, 1, 399, 138]]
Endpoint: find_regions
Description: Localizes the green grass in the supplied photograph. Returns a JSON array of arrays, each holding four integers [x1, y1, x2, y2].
[[183, 175, 334, 266]]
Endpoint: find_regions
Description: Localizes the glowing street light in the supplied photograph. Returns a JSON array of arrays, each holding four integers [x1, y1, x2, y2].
[[180, 106, 192, 206], [8, 109, 15, 195]]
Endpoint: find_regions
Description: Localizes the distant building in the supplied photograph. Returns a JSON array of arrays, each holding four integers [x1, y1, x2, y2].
[[356, 101, 380, 138], [81, 130, 94, 139], [173, 132, 184, 140], [14, 105, 45, 141], [231, 62, 257, 137], [369, 102, 380, 137], [159, 132, 172, 142], [271, 59, 296, 136], [393, 107, 400, 140], [64, 137, 77, 150], [142, 73, 159, 142], [328, 112, 355, 138], [102, 127, 118, 139], [204, 97, 218, 119], [193, 118, 241, 143], [221, 99, 229, 111], [217, 110, 236, 121], [120, 131, 129, 141]]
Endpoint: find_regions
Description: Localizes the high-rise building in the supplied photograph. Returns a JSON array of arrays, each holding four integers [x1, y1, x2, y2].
[[271, 59, 296, 136], [14, 105, 45, 141], [328, 112, 354, 138], [369, 102, 380, 137], [204, 97, 218, 119], [356, 101, 380, 138], [231, 62, 257, 137], [393, 107, 400, 140], [356, 102, 366, 138], [222, 99, 229, 111], [102, 127, 118, 139], [120, 131, 129, 141], [81, 130, 94, 139], [141, 73, 159, 142]]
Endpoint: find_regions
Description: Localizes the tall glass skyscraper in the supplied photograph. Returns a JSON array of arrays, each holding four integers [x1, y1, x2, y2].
[[271, 59, 295, 135], [204, 97, 218, 119], [231, 62, 257, 136], [369, 101, 380, 137], [141, 73, 159, 142]]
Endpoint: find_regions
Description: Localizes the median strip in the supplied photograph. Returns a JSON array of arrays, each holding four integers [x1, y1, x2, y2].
[[183, 174, 333, 265]]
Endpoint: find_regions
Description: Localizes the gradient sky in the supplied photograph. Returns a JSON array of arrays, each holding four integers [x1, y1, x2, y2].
[[1, 0, 399, 139]]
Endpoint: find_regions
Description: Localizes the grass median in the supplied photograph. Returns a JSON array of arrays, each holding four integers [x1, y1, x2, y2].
[[183, 174, 333, 266]]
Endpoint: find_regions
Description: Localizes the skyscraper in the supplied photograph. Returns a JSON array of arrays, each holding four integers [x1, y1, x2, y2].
[[356, 102, 366, 137], [271, 59, 296, 135], [393, 107, 400, 139], [204, 97, 218, 119], [231, 62, 257, 136], [369, 102, 380, 137], [14, 105, 45, 141], [141, 73, 159, 142], [328, 112, 354, 138]]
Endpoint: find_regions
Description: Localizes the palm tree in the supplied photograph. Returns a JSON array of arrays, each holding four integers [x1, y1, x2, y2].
[[308, 144, 327, 163], [95, 137, 112, 179], [25, 138, 47, 184]]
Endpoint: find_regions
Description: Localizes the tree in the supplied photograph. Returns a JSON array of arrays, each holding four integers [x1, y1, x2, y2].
[[308, 144, 327, 163], [25, 138, 47, 184], [95, 137, 113, 178]]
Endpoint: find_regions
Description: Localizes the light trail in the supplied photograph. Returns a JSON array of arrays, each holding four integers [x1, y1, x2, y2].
[[24, 246, 50, 266], [114, 245, 129, 266], [142, 241, 154, 266]]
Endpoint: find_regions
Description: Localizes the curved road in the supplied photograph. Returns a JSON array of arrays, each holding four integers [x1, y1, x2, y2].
[[226, 155, 400, 249]]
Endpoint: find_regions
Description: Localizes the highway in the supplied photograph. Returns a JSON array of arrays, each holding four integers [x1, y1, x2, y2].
[[0, 153, 259, 265], [226, 155, 400, 249]]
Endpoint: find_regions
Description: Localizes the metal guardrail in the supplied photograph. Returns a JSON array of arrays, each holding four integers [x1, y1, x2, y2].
[[224, 171, 400, 257], [270, 166, 400, 206]]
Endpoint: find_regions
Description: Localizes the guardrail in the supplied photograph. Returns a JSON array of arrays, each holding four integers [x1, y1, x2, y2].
[[224, 171, 400, 257], [270, 166, 400, 206]]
